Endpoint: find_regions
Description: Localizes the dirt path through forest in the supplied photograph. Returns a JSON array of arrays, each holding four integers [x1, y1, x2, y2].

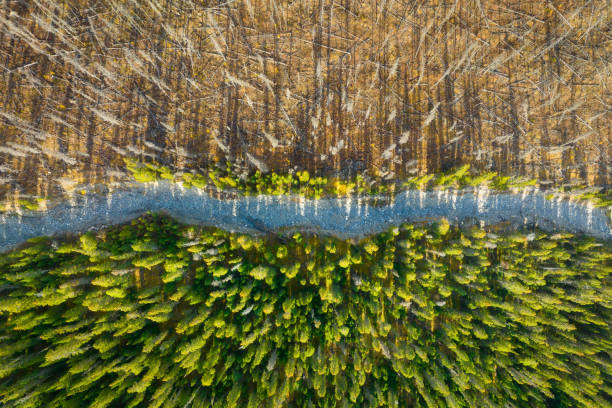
[[1, 181, 610, 252]]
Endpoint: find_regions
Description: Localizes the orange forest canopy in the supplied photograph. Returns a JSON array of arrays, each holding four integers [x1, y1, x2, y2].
[[0, 0, 609, 200]]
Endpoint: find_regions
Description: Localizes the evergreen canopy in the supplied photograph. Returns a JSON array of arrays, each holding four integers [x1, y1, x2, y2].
[[0, 213, 610, 407]]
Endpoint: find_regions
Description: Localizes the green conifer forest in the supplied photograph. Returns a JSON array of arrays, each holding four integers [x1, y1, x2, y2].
[[0, 213, 610, 407]]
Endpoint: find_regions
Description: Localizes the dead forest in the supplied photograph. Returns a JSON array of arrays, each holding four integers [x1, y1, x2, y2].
[[0, 0, 610, 199]]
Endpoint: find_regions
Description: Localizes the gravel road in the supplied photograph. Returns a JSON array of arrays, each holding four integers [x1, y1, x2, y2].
[[1, 181, 610, 252]]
